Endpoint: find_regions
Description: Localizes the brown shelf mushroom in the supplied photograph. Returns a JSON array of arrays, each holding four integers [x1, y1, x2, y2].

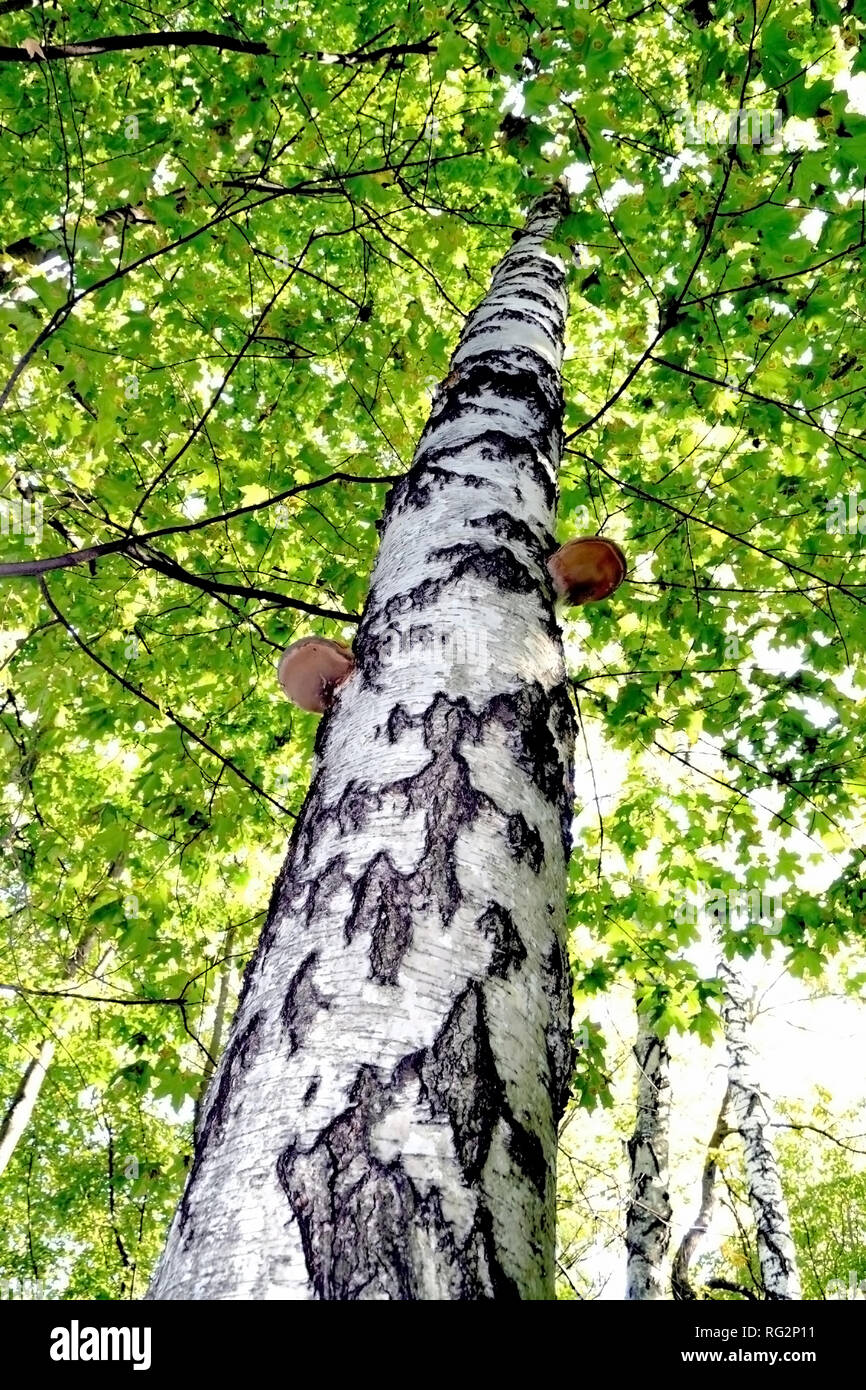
[[547, 536, 627, 606], [277, 637, 355, 713]]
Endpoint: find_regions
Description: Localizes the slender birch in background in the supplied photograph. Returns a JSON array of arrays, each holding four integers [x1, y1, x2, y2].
[[193, 927, 237, 1134], [625, 1007, 672, 1299], [0, 1039, 54, 1178], [719, 958, 801, 1299], [671, 1083, 731, 1300], [0, 930, 111, 1178], [150, 185, 576, 1300]]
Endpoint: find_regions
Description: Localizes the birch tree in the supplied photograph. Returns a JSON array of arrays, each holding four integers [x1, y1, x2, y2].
[[719, 958, 801, 1300], [625, 1007, 672, 1300], [671, 1084, 731, 1301], [0, 1039, 55, 1179], [1, 0, 864, 1297], [0, 928, 111, 1178], [150, 185, 577, 1301]]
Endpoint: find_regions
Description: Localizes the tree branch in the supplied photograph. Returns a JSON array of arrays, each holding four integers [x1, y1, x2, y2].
[[0, 28, 437, 66], [567, 446, 866, 605], [0, 30, 270, 62], [131, 543, 357, 623], [39, 579, 296, 818], [705, 1277, 759, 1301], [0, 470, 398, 621]]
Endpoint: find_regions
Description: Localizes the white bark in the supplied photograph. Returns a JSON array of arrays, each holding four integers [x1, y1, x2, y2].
[[193, 930, 237, 1134], [150, 186, 576, 1300], [671, 1083, 731, 1300], [0, 930, 108, 1177], [625, 1010, 672, 1299], [719, 959, 801, 1299], [0, 1039, 55, 1177]]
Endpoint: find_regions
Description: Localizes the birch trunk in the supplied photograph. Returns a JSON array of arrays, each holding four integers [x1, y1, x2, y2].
[[0, 929, 108, 1177], [0, 1039, 55, 1177], [150, 185, 576, 1301], [625, 1009, 672, 1299], [719, 958, 801, 1299], [193, 928, 237, 1134], [671, 1083, 730, 1300]]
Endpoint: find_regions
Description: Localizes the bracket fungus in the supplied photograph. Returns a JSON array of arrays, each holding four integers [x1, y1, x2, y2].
[[277, 637, 355, 714], [546, 536, 627, 606]]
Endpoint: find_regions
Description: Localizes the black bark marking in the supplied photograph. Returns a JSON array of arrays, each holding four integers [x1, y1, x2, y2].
[[541, 938, 575, 1122], [420, 985, 501, 1183], [276, 976, 553, 1298], [304, 855, 350, 924], [379, 543, 550, 640], [335, 782, 371, 837], [276, 1055, 518, 1300], [505, 811, 545, 871], [204, 1011, 263, 1140], [381, 462, 486, 527], [426, 539, 541, 593], [486, 682, 574, 853], [348, 851, 413, 984], [494, 250, 564, 289], [550, 682, 577, 855], [417, 356, 562, 449], [505, 1117, 547, 1197], [461, 304, 560, 344], [420, 984, 551, 1202], [488, 283, 565, 325], [386, 702, 414, 743], [281, 951, 330, 1055], [406, 427, 557, 512], [478, 903, 528, 978], [468, 509, 556, 568], [277, 1065, 403, 1300], [397, 695, 483, 927], [309, 680, 574, 991], [281, 678, 570, 989]]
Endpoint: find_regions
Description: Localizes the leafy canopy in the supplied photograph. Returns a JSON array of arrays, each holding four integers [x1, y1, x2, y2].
[[0, 0, 863, 1295]]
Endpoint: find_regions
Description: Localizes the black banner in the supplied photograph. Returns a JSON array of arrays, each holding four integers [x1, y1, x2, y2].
[[0, 1295, 857, 1377]]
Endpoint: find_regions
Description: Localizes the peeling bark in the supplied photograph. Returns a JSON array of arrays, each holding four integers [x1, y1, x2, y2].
[[719, 959, 801, 1300], [150, 186, 576, 1300], [625, 1009, 672, 1300]]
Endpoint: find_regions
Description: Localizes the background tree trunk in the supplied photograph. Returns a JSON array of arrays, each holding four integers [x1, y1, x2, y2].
[[0, 1040, 55, 1178], [625, 1007, 672, 1299], [671, 1083, 731, 1300], [193, 927, 238, 1134], [0, 928, 110, 1177], [719, 958, 801, 1299], [150, 184, 576, 1301]]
